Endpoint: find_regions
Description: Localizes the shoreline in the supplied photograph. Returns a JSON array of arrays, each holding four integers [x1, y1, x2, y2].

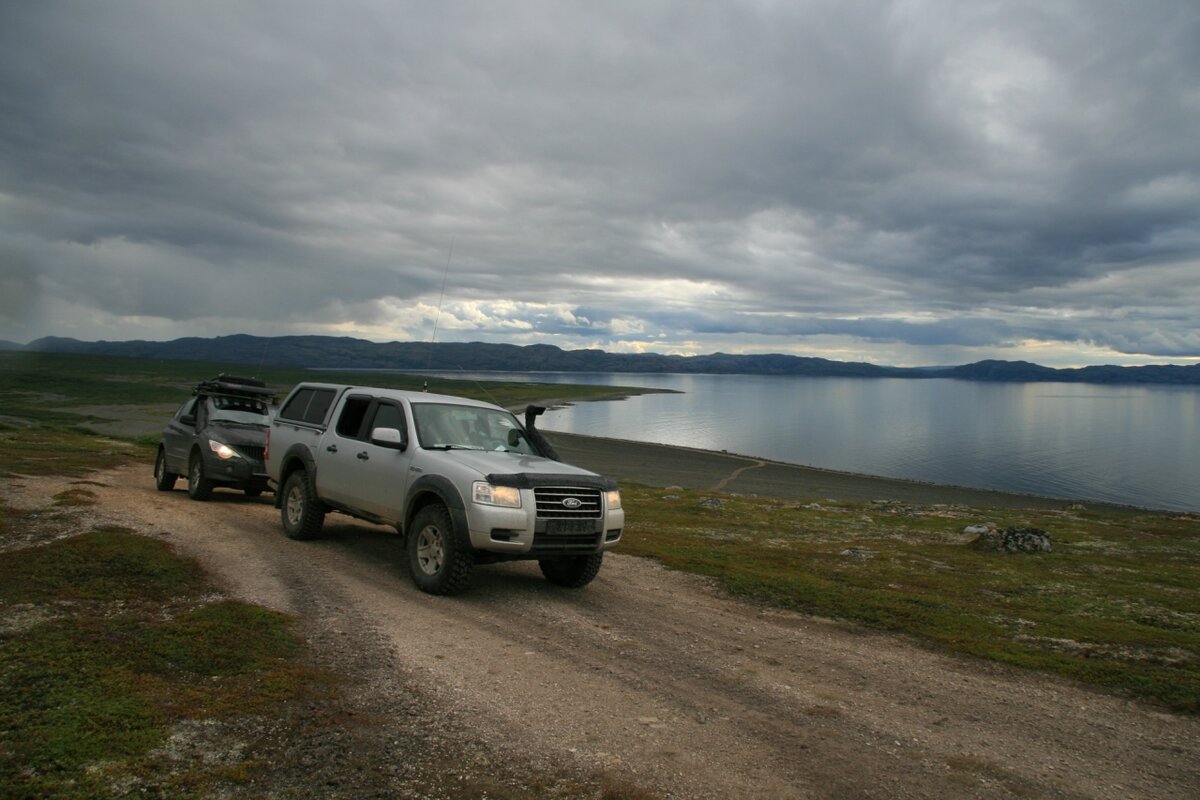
[[543, 430, 1154, 512], [73, 397, 1173, 514]]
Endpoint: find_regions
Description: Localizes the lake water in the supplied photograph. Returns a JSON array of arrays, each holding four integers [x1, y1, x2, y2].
[[419, 371, 1199, 512]]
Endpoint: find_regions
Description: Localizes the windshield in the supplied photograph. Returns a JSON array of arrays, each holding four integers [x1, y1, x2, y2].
[[205, 395, 271, 426], [412, 403, 539, 454]]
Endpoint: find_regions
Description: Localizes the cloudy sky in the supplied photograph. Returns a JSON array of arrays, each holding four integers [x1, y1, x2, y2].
[[2, 1, 1198, 367]]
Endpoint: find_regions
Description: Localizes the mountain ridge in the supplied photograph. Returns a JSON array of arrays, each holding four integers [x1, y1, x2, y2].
[[16, 335, 1200, 385]]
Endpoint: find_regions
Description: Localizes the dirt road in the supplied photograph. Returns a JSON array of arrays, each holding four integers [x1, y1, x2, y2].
[[6, 464, 1198, 799]]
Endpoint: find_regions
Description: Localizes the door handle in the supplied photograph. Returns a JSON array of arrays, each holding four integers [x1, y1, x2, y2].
[[326, 445, 338, 453], [356, 451, 369, 461]]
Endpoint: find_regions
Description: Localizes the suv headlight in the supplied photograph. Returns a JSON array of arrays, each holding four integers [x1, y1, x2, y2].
[[473, 482, 522, 508], [606, 489, 622, 510], [208, 440, 241, 460]]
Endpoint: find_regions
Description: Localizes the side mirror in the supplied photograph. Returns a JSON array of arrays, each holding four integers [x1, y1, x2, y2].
[[370, 427, 407, 451], [507, 429, 524, 448], [180, 415, 196, 427]]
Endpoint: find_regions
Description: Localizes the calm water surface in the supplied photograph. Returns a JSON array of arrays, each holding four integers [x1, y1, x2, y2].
[[422, 371, 1199, 511]]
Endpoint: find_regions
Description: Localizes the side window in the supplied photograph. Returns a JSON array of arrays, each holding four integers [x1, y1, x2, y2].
[[278, 388, 337, 425], [335, 396, 372, 439], [369, 402, 407, 436], [176, 398, 198, 426]]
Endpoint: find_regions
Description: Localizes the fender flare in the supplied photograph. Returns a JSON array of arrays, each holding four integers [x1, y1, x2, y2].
[[404, 474, 471, 550], [274, 444, 319, 508]]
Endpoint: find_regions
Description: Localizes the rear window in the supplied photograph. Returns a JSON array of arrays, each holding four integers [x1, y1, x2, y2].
[[278, 387, 337, 425]]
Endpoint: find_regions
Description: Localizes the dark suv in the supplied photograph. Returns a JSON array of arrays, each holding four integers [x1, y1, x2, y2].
[[154, 375, 276, 500]]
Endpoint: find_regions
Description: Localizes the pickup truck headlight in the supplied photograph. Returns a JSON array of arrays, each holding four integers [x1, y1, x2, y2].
[[606, 489, 622, 510], [208, 440, 241, 460], [473, 482, 522, 508]]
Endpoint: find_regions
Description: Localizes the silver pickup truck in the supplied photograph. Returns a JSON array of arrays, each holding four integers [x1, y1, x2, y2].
[[265, 382, 624, 595]]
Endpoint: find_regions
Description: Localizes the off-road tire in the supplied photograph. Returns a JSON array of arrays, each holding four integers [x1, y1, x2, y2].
[[281, 470, 325, 540], [407, 504, 473, 595], [187, 451, 214, 501], [539, 552, 604, 588], [154, 447, 178, 492]]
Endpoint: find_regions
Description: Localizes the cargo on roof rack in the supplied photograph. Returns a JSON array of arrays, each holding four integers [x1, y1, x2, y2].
[[194, 374, 275, 400]]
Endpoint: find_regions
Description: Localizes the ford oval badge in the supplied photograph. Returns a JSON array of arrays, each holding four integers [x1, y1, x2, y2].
[[562, 497, 583, 510]]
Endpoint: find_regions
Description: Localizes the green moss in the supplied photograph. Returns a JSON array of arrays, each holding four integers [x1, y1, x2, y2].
[[0, 527, 207, 604]]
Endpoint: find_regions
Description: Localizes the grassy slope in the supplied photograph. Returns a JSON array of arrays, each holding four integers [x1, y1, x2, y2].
[[0, 350, 654, 415], [620, 486, 1200, 711]]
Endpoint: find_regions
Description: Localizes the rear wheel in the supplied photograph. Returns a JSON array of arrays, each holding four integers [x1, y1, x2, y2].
[[407, 504, 473, 595], [281, 471, 325, 540], [187, 452, 213, 500], [153, 448, 177, 491], [539, 552, 604, 588]]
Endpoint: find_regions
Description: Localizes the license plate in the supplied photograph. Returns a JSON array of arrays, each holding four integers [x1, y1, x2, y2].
[[545, 518, 595, 535]]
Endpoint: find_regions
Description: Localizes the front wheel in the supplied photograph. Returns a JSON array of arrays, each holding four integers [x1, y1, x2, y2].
[[281, 471, 325, 540], [539, 552, 604, 588], [406, 504, 473, 595], [187, 452, 213, 500], [154, 448, 177, 491]]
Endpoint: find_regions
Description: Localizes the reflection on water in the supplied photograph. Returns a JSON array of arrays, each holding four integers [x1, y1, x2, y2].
[[418, 371, 1199, 511]]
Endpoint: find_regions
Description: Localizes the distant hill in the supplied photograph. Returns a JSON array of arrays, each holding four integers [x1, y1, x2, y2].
[[0, 340, 23, 351], [17, 335, 1200, 385]]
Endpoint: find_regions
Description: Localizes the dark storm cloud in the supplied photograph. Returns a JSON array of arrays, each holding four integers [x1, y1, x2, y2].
[[1, 1, 1197, 363]]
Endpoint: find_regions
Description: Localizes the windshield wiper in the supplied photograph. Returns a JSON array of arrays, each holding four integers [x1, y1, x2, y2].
[[424, 444, 483, 451]]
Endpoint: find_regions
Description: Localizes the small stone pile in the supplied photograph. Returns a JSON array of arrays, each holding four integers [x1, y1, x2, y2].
[[969, 526, 1053, 553]]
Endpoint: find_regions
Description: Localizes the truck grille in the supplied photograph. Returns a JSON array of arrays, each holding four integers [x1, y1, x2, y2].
[[534, 486, 602, 519], [240, 445, 266, 463]]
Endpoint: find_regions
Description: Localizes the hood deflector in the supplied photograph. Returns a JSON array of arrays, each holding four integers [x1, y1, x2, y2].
[[486, 472, 618, 491]]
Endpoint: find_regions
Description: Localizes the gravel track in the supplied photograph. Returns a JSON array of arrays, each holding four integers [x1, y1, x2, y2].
[[4, 464, 1198, 799]]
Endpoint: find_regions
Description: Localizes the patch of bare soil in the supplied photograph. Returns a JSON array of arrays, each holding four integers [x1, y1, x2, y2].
[[4, 464, 1199, 799]]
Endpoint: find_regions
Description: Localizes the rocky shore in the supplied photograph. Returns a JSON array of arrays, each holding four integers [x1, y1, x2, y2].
[[545, 430, 1116, 511]]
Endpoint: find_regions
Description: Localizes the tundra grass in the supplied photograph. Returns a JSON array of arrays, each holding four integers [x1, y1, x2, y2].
[[620, 486, 1200, 712], [0, 524, 328, 799], [0, 426, 144, 478]]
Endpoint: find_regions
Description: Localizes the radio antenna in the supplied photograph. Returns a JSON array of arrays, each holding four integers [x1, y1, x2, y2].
[[254, 334, 271, 381], [424, 237, 455, 389]]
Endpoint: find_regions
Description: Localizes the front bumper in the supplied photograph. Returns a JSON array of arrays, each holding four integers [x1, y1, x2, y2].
[[202, 451, 270, 489], [466, 488, 624, 556]]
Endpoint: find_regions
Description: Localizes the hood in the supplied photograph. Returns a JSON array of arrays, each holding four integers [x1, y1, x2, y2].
[[203, 421, 268, 448], [428, 448, 617, 491], [432, 448, 591, 477]]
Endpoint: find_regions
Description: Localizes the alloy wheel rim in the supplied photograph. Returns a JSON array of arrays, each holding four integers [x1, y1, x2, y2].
[[286, 485, 304, 526], [416, 526, 444, 575]]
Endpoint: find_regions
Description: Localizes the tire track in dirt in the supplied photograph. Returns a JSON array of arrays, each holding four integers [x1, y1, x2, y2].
[[711, 457, 767, 492]]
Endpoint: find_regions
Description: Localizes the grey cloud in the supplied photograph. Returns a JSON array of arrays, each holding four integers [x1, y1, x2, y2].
[[1, 1, 1198, 361]]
